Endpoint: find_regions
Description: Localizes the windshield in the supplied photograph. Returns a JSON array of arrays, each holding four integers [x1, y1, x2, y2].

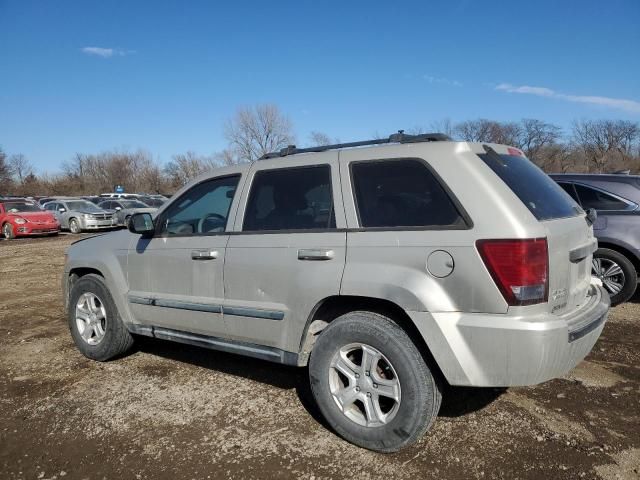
[[3, 202, 42, 213], [65, 201, 103, 212], [478, 151, 582, 221], [120, 200, 149, 208]]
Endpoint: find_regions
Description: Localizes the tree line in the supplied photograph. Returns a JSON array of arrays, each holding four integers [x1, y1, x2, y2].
[[1, 104, 639, 197]]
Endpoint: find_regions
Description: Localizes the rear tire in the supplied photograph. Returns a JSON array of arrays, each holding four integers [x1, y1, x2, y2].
[[69, 218, 81, 234], [593, 248, 637, 306], [68, 274, 134, 361], [2, 223, 15, 239], [309, 311, 442, 452]]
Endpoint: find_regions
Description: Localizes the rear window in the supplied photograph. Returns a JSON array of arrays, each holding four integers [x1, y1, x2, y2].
[[478, 152, 581, 221]]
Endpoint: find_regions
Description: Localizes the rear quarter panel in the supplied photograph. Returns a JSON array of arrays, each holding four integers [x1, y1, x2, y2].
[[338, 142, 548, 315]]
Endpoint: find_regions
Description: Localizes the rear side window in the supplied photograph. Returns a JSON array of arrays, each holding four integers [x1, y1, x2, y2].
[[573, 184, 633, 211], [351, 159, 466, 228], [243, 165, 335, 231], [479, 152, 581, 221]]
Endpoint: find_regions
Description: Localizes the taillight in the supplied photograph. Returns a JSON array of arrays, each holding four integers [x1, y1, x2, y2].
[[476, 238, 549, 306]]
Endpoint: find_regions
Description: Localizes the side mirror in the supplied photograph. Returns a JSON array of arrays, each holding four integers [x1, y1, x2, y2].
[[58, 208, 66, 213], [128, 212, 154, 235], [586, 208, 598, 226], [115, 207, 122, 211]]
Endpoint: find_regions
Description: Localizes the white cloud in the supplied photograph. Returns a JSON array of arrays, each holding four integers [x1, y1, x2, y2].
[[496, 83, 640, 114], [81, 47, 134, 58], [423, 74, 462, 87]]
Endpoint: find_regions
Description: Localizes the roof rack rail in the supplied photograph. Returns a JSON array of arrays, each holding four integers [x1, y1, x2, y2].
[[259, 130, 452, 159]]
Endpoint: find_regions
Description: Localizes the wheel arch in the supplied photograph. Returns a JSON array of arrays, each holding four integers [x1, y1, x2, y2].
[[596, 240, 640, 275], [297, 295, 447, 384], [66, 268, 105, 307]]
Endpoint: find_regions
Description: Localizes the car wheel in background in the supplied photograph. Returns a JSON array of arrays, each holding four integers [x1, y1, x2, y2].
[[592, 248, 637, 306], [124, 215, 131, 227], [68, 274, 134, 361], [309, 311, 442, 453], [2, 223, 15, 239], [69, 218, 81, 234]]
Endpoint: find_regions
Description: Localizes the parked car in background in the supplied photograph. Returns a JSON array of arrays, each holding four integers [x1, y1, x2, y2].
[[44, 198, 117, 233], [97, 199, 157, 226], [551, 173, 640, 305], [82, 196, 104, 205], [1, 200, 59, 239], [64, 133, 609, 452], [37, 197, 59, 208], [137, 195, 166, 208]]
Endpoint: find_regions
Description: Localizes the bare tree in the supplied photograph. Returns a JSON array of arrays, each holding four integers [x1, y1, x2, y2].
[[571, 119, 640, 173], [0, 147, 14, 193], [224, 104, 295, 162], [454, 119, 520, 145], [429, 118, 455, 138], [308, 131, 333, 146], [515, 119, 562, 163], [8, 153, 33, 184], [164, 151, 218, 188]]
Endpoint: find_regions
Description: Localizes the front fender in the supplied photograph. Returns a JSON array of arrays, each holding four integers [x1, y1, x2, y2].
[[64, 230, 135, 324]]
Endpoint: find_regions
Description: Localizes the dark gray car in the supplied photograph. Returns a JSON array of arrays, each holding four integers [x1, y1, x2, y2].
[[97, 199, 157, 227], [551, 174, 640, 305]]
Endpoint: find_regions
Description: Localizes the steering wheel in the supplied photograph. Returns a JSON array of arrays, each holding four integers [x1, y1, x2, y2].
[[197, 213, 226, 233]]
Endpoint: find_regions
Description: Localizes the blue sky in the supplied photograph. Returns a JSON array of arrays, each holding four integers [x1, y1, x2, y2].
[[1, 0, 639, 173]]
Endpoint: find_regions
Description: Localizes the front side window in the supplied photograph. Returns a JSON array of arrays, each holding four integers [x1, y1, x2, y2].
[[243, 165, 335, 231], [159, 175, 240, 236], [574, 184, 633, 211], [351, 159, 465, 228]]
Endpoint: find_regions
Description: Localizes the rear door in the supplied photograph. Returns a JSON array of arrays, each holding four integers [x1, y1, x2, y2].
[[479, 150, 593, 314], [224, 152, 346, 352]]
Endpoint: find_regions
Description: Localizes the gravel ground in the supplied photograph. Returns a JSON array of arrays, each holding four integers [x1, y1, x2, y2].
[[1, 234, 639, 480]]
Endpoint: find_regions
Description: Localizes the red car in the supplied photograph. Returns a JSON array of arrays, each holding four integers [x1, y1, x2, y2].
[[1, 200, 60, 239]]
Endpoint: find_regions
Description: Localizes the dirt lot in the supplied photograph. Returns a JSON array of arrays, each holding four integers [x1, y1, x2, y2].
[[0, 234, 639, 480]]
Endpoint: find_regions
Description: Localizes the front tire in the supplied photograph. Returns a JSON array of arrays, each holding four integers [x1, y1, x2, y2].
[[592, 248, 637, 306], [68, 274, 134, 361], [69, 218, 81, 234], [309, 311, 442, 452], [2, 223, 15, 239]]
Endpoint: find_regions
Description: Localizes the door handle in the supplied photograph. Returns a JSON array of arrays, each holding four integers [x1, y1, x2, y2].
[[191, 250, 218, 260], [298, 249, 334, 261]]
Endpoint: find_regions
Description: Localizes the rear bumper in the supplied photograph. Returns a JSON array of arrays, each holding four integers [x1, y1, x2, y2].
[[409, 284, 610, 387]]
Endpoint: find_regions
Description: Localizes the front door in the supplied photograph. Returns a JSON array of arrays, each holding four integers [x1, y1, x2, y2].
[[127, 174, 242, 337], [224, 152, 347, 353]]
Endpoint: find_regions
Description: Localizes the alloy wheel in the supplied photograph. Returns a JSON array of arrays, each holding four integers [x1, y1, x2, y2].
[[75, 292, 107, 345], [592, 257, 626, 295], [329, 343, 401, 427]]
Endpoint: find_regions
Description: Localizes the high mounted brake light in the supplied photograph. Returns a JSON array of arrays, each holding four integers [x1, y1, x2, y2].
[[507, 147, 524, 156], [476, 238, 549, 306]]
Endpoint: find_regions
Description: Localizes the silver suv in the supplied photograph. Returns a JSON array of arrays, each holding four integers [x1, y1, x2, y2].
[[62, 133, 610, 452]]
